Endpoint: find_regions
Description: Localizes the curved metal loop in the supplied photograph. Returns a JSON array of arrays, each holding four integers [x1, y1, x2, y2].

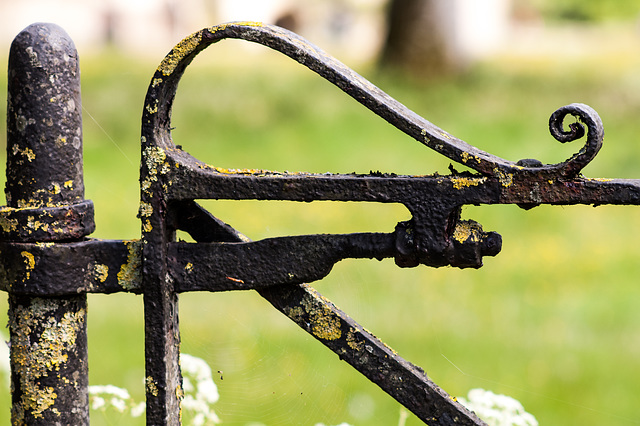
[[141, 22, 604, 181], [547, 103, 604, 177]]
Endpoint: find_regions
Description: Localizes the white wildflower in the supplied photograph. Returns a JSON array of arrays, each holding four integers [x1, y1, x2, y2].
[[110, 396, 127, 412], [180, 353, 221, 424], [90, 396, 106, 411], [89, 384, 141, 417], [458, 388, 538, 426], [89, 384, 131, 400], [0, 333, 10, 386], [131, 401, 146, 418]]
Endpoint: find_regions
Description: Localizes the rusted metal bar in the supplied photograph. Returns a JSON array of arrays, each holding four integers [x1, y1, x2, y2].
[[3, 23, 93, 424]]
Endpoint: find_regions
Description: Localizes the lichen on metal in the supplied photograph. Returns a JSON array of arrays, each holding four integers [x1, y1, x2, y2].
[[141, 146, 170, 191], [493, 168, 513, 188], [20, 251, 35, 281], [10, 298, 86, 420], [157, 30, 203, 76], [0, 213, 19, 233], [93, 263, 109, 283], [116, 240, 142, 291], [346, 328, 364, 351], [138, 201, 153, 218], [145, 376, 159, 397], [451, 176, 487, 190], [452, 220, 483, 244], [288, 286, 342, 341]]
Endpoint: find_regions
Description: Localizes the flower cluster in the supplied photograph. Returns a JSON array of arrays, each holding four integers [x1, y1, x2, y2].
[[458, 388, 538, 426], [88, 353, 222, 425], [89, 384, 145, 417], [180, 353, 221, 425]]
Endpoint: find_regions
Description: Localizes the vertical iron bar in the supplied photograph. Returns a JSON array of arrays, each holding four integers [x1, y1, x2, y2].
[[141, 120, 182, 424], [5, 23, 90, 424]]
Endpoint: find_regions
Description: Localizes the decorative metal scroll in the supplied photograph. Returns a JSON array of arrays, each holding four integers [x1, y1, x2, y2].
[[2, 21, 640, 426]]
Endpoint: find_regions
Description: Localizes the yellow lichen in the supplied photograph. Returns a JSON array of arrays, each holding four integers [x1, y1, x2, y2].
[[143, 146, 169, 182], [158, 31, 203, 77], [21, 251, 35, 281], [494, 168, 513, 188], [301, 289, 342, 341], [63, 180, 73, 190], [145, 102, 158, 115], [286, 306, 305, 324], [439, 131, 452, 140], [451, 176, 487, 190], [138, 202, 153, 218], [0, 214, 19, 233], [208, 21, 264, 34], [10, 299, 86, 420], [185, 262, 193, 273], [452, 220, 482, 244], [12, 144, 36, 163], [346, 329, 363, 351], [146, 376, 159, 397], [93, 264, 109, 283], [117, 240, 142, 291], [26, 216, 49, 233]]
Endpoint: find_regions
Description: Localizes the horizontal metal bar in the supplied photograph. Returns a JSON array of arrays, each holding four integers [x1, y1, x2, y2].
[[170, 233, 396, 292], [160, 150, 640, 207], [0, 239, 142, 296]]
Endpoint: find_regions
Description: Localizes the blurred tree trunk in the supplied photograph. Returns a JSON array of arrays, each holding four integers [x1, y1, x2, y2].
[[380, 0, 454, 77]]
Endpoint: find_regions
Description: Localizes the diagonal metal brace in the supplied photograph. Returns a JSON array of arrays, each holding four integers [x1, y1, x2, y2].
[[179, 200, 487, 425]]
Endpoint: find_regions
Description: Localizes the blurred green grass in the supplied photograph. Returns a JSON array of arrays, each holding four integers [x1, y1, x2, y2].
[[1, 35, 640, 425]]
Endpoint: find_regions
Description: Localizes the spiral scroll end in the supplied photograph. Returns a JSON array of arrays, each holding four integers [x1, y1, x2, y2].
[[549, 104, 595, 143], [548, 103, 604, 177]]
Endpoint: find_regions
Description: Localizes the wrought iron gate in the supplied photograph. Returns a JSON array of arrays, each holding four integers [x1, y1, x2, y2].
[[1, 21, 639, 425]]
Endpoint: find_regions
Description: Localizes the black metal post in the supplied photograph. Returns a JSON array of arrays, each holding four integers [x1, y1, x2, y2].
[[5, 23, 93, 424]]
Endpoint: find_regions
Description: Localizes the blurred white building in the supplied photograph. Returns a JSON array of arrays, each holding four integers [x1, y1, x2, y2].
[[0, 0, 511, 64]]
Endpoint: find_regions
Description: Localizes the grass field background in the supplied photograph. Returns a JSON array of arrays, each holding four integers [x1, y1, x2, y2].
[[1, 23, 640, 425]]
